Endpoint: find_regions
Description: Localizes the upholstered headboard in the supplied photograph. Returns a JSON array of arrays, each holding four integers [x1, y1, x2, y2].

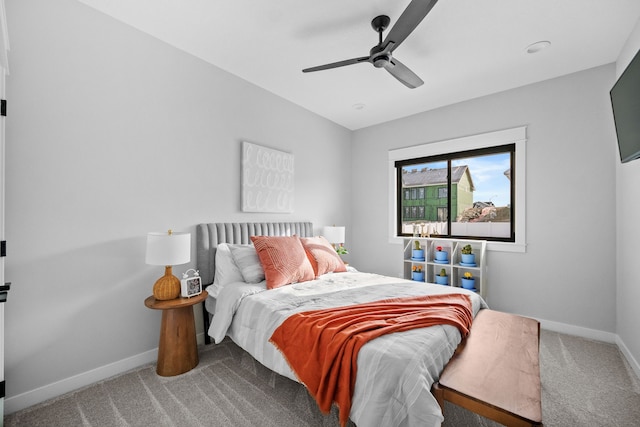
[[196, 222, 314, 286]]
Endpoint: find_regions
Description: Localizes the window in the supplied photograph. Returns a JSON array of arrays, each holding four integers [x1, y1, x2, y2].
[[388, 127, 526, 252], [396, 145, 514, 242]]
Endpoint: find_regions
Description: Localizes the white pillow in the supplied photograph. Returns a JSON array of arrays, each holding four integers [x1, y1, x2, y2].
[[228, 244, 265, 283], [208, 243, 243, 298]]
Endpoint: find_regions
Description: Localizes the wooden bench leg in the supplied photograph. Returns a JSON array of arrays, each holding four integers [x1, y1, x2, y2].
[[432, 382, 445, 412]]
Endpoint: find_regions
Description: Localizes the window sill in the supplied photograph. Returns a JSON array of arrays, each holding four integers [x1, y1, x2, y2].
[[389, 236, 526, 253]]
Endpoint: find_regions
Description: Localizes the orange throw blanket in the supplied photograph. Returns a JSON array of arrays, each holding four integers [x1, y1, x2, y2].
[[269, 293, 473, 426]]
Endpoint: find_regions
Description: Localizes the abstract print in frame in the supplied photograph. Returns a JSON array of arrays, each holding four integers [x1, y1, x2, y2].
[[242, 141, 294, 213]]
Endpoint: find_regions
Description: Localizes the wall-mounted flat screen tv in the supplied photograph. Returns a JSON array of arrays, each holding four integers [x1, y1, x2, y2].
[[610, 48, 640, 163]]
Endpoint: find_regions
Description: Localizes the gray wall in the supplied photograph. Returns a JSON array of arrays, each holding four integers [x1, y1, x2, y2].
[[350, 65, 618, 334], [4, 0, 351, 407], [616, 19, 640, 376]]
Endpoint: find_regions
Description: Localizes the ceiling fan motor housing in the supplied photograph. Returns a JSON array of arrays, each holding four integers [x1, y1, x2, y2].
[[373, 54, 390, 68], [370, 45, 390, 68]]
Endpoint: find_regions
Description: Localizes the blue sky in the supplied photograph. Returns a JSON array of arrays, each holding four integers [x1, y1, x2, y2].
[[453, 153, 511, 207]]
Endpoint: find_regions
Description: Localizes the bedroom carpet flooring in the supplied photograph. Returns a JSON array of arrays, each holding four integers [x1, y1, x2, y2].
[[5, 330, 640, 427]]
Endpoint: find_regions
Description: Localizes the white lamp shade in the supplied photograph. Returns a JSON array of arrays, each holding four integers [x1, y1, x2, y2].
[[145, 231, 191, 266], [322, 226, 345, 244]]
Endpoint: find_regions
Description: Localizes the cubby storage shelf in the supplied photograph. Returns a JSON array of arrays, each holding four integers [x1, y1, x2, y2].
[[403, 237, 487, 298]]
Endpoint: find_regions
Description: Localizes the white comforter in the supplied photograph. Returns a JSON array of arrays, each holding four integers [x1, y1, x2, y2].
[[208, 272, 488, 427]]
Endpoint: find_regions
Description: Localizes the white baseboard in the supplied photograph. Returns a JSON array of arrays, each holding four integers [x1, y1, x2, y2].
[[616, 335, 640, 381], [538, 317, 617, 343], [4, 348, 157, 415], [5, 332, 209, 415]]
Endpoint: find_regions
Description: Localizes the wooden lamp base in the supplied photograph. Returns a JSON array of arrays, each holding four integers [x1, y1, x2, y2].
[[153, 266, 181, 300]]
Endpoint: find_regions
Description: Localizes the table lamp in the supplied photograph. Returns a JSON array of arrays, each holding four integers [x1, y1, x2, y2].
[[146, 230, 191, 300], [322, 226, 346, 253]]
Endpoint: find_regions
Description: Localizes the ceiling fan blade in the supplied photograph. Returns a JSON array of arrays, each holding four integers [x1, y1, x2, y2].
[[383, 0, 438, 53], [302, 56, 370, 73], [384, 58, 424, 88]]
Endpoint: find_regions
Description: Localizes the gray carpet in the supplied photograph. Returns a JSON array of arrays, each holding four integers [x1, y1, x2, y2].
[[5, 330, 640, 426]]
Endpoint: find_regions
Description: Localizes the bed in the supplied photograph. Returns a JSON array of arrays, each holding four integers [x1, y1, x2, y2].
[[196, 222, 488, 427]]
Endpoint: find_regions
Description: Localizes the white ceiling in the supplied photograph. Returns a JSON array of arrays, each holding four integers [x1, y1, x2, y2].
[[77, 0, 640, 130]]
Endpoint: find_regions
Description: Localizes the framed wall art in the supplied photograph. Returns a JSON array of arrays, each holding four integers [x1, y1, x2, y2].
[[242, 141, 294, 213]]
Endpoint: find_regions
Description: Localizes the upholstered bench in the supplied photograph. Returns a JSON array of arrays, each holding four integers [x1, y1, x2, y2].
[[432, 309, 543, 426]]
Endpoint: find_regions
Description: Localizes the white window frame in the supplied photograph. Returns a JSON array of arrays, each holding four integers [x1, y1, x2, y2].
[[388, 126, 527, 253]]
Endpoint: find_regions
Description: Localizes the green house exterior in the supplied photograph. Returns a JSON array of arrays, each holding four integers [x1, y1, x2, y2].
[[401, 166, 474, 223]]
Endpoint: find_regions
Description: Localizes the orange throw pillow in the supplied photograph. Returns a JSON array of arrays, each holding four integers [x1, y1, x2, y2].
[[250, 235, 315, 289], [300, 236, 347, 277]]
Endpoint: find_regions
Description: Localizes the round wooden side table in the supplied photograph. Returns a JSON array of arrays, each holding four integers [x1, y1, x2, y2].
[[144, 290, 208, 376]]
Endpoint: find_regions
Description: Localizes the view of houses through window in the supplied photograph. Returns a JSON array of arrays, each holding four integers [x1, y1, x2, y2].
[[396, 145, 514, 241]]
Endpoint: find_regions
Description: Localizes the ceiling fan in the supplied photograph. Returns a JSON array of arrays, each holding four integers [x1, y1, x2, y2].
[[302, 0, 438, 89]]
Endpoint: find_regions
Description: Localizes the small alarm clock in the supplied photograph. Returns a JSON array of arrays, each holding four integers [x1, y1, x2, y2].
[[180, 269, 202, 298]]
